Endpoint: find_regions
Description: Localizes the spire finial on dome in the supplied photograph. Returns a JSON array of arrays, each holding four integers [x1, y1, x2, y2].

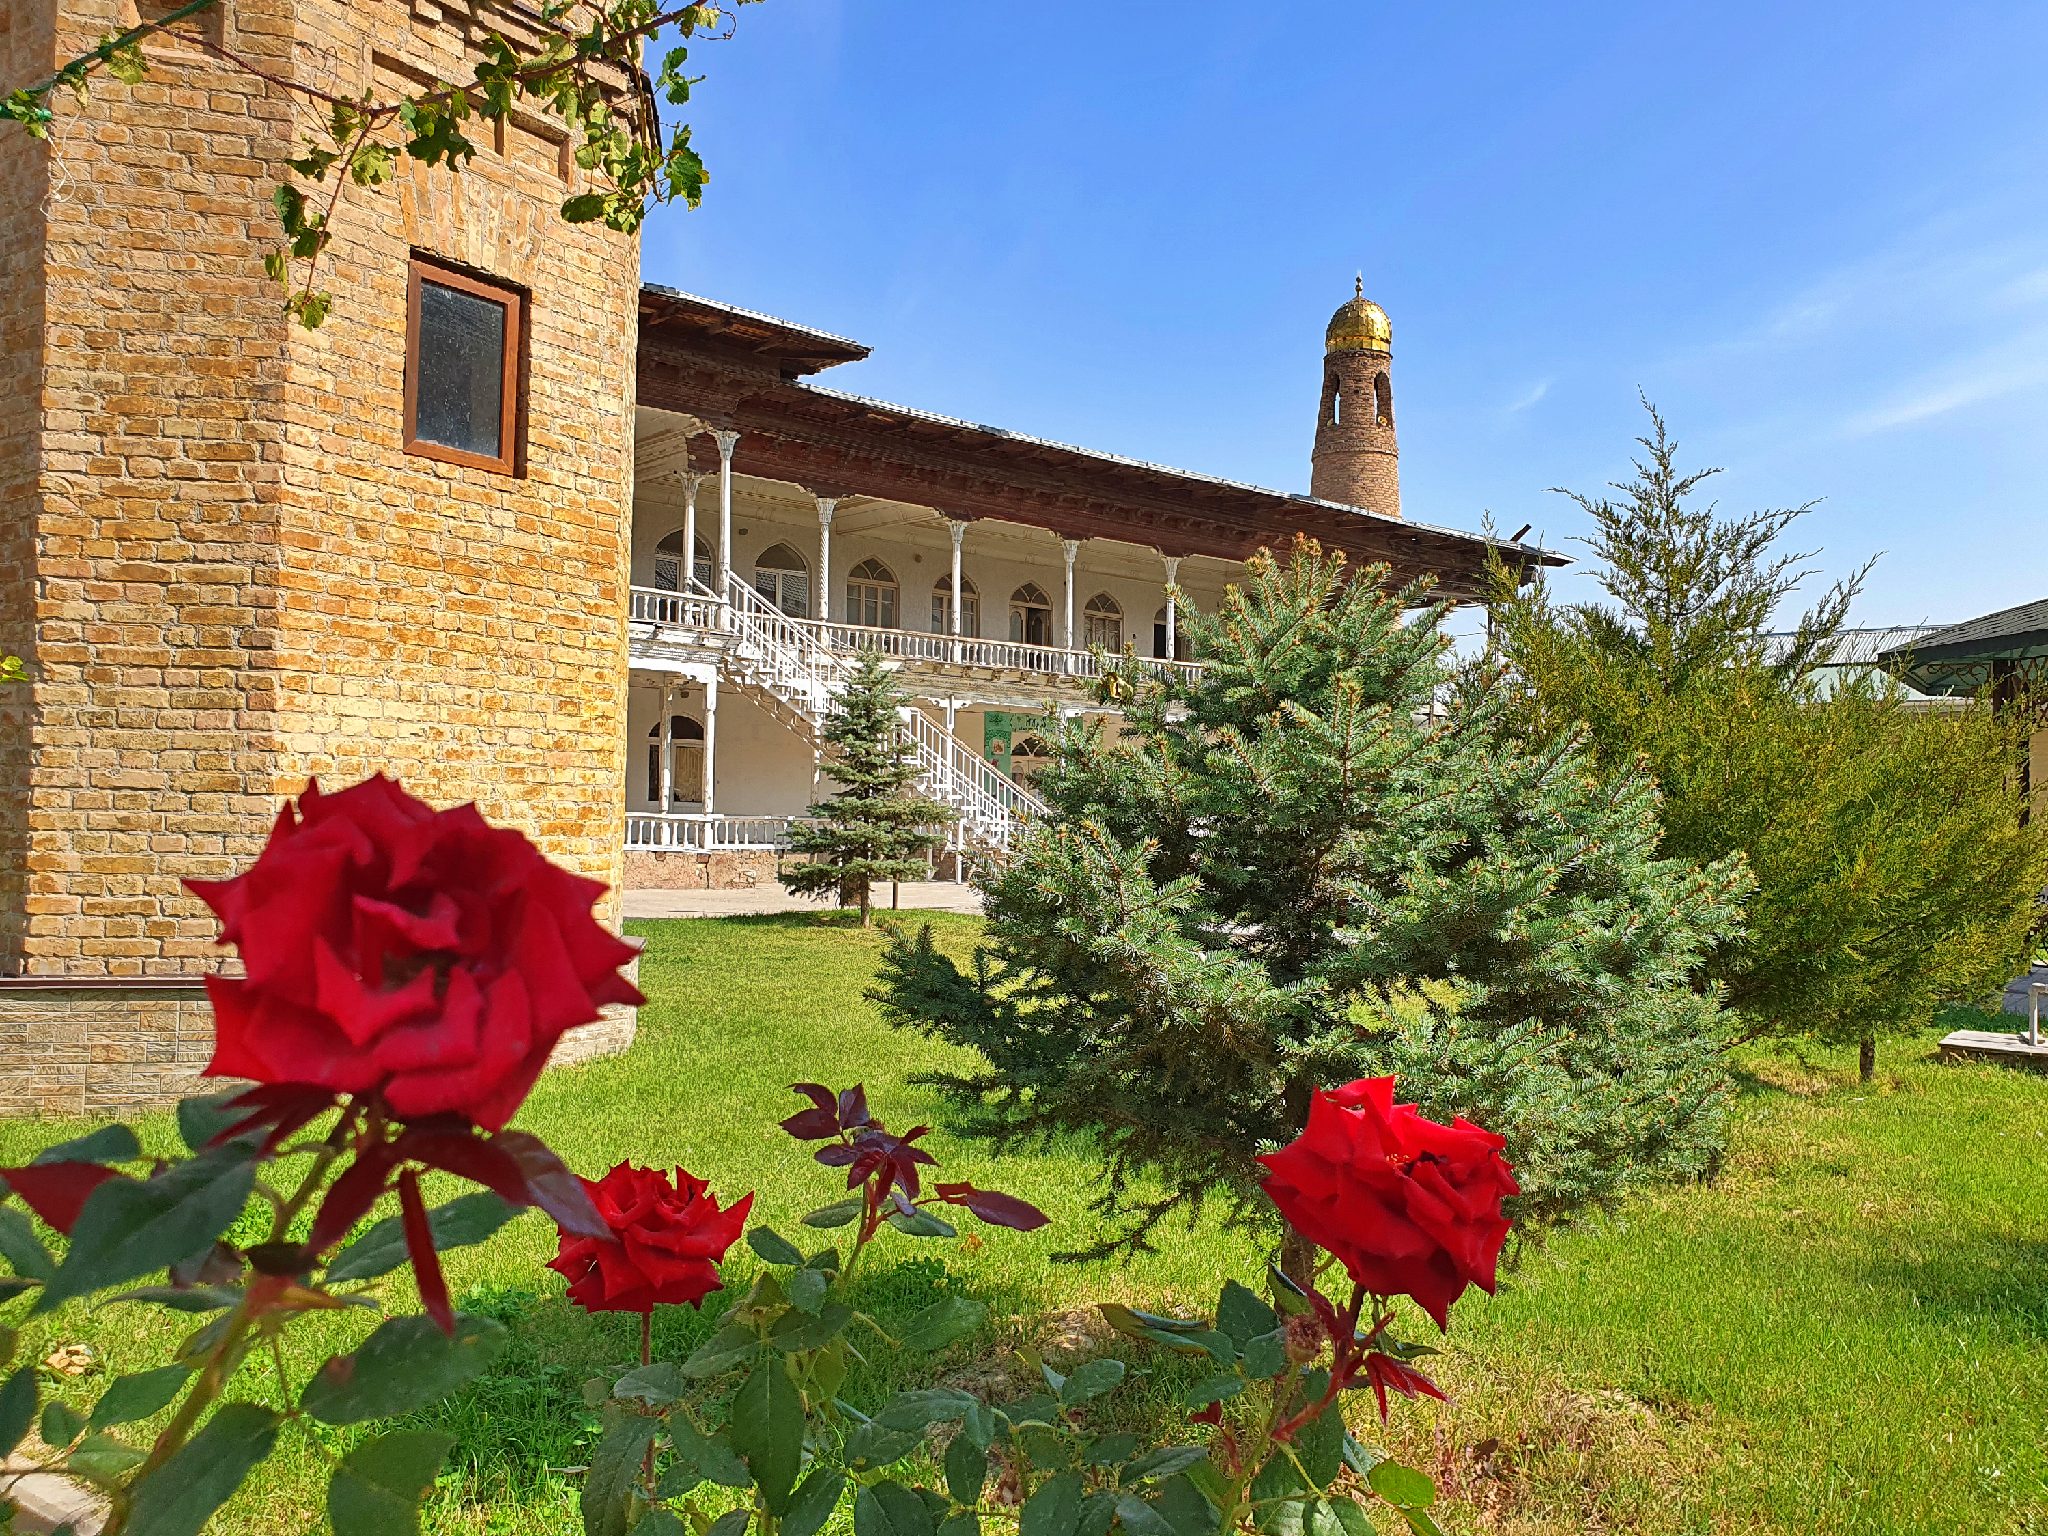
[[1355, 272, 1364, 300]]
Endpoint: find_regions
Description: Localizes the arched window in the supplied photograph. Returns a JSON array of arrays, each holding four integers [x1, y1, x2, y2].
[[1330, 380, 1342, 426], [1009, 734, 1054, 784], [753, 543, 810, 619], [931, 574, 979, 636], [1010, 582, 1053, 646], [1082, 592, 1122, 652], [846, 558, 899, 629], [654, 530, 712, 592], [1153, 606, 1193, 661], [1373, 370, 1392, 427], [645, 714, 706, 805]]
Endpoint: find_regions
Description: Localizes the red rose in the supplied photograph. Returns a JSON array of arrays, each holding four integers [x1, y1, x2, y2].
[[1257, 1076, 1517, 1328], [186, 776, 642, 1131], [548, 1162, 753, 1314]]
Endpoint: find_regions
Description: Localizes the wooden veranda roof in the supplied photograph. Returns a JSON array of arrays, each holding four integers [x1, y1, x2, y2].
[[635, 287, 1565, 603]]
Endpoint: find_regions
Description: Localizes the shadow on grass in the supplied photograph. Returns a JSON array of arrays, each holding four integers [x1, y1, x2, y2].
[[1860, 1234, 2048, 1342]]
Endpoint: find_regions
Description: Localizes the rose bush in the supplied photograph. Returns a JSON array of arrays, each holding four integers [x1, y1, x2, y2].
[[0, 777, 1517, 1536]]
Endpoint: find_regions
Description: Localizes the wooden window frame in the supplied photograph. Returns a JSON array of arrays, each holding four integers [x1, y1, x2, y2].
[[404, 255, 525, 476]]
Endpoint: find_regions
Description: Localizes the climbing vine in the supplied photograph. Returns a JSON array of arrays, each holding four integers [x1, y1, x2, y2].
[[2, 0, 755, 325]]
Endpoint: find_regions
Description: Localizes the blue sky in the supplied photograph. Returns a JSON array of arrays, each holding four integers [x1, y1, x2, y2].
[[642, 1, 2047, 627]]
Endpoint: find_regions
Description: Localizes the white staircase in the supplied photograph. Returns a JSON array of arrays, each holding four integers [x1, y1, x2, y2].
[[705, 576, 1047, 857]]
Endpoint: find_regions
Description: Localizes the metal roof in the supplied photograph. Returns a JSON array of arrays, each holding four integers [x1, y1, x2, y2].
[[1876, 598, 2048, 697]]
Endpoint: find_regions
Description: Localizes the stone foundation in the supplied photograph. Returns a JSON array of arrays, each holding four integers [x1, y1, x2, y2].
[[623, 849, 787, 890], [0, 979, 216, 1119], [0, 954, 641, 1120]]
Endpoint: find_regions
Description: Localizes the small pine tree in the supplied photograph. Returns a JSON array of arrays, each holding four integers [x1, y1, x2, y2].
[[781, 650, 955, 925], [873, 539, 1749, 1265]]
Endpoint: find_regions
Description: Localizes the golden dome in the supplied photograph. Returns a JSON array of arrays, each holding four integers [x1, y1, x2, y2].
[[1325, 275, 1391, 353]]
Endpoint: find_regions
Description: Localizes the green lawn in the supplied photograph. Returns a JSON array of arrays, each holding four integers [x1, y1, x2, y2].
[[2, 914, 2045, 1534]]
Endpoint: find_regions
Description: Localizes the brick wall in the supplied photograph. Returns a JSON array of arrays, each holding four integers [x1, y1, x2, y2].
[[0, 0, 641, 1105], [0, 4, 56, 976], [268, 0, 638, 922], [3, 0, 297, 978]]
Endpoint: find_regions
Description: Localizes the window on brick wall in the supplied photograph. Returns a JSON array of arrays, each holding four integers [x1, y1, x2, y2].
[[405, 256, 525, 474]]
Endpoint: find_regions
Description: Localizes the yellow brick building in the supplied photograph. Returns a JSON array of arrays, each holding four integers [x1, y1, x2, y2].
[[0, 0, 1555, 1113]]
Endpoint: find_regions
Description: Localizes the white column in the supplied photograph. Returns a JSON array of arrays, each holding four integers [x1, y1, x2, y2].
[[1163, 554, 1182, 660], [1061, 538, 1079, 652], [701, 673, 719, 815], [658, 681, 675, 815], [948, 519, 967, 657], [712, 429, 739, 598], [679, 471, 703, 592], [815, 496, 837, 621]]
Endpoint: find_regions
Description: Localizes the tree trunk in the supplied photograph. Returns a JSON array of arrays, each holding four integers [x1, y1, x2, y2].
[[1279, 1228, 1318, 1291], [858, 883, 871, 928], [1276, 1076, 1318, 1290], [1858, 1034, 1876, 1083]]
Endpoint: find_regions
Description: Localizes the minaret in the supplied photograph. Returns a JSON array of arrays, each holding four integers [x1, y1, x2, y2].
[[1309, 276, 1400, 517]]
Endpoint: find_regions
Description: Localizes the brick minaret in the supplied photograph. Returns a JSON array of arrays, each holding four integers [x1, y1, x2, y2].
[[1309, 277, 1400, 517]]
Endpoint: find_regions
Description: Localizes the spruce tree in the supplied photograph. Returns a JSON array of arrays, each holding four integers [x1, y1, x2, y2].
[[781, 650, 954, 925], [1487, 402, 2048, 1079], [873, 540, 1749, 1264]]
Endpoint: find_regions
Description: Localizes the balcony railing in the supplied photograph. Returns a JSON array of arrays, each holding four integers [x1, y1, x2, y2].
[[625, 812, 815, 851], [627, 585, 1202, 687]]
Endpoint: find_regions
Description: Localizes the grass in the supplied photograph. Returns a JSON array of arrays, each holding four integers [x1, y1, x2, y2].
[[2, 915, 2046, 1534]]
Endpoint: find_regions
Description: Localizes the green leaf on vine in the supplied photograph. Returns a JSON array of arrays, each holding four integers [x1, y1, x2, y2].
[[300, 1315, 505, 1425], [770, 1301, 852, 1352], [0, 1208, 55, 1284], [680, 1320, 758, 1378], [328, 1429, 453, 1536], [1059, 1358, 1125, 1407], [730, 1358, 804, 1512], [747, 1226, 805, 1267], [582, 1411, 656, 1536], [1365, 1463, 1434, 1511], [783, 1466, 847, 1536], [801, 1198, 863, 1229], [124, 1402, 279, 1536], [1021, 1471, 1086, 1536], [945, 1429, 988, 1505], [856, 1481, 938, 1536], [34, 1124, 140, 1167], [897, 1296, 985, 1352], [325, 1191, 521, 1284], [0, 1368, 35, 1459], [39, 1146, 256, 1311], [89, 1365, 191, 1430]]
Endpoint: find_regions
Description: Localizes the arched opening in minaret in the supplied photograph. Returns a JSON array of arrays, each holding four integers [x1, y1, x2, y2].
[[1373, 371, 1393, 427], [1321, 375, 1340, 427]]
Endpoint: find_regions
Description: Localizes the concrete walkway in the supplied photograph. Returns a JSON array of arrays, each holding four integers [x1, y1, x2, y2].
[[622, 882, 982, 919]]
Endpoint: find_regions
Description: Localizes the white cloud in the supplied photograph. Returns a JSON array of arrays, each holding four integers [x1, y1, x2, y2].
[[1841, 345, 2048, 435], [1505, 377, 1552, 413]]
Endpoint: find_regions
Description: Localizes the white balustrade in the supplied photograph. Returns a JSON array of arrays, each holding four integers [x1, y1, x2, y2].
[[625, 813, 816, 851], [629, 585, 1202, 686]]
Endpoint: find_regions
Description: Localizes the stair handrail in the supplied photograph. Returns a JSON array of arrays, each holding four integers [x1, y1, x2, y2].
[[687, 574, 1047, 852]]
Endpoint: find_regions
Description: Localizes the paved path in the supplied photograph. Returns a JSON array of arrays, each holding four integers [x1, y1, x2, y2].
[[622, 882, 983, 919]]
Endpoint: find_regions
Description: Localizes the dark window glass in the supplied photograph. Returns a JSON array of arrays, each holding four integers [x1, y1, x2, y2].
[[415, 280, 507, 458]]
